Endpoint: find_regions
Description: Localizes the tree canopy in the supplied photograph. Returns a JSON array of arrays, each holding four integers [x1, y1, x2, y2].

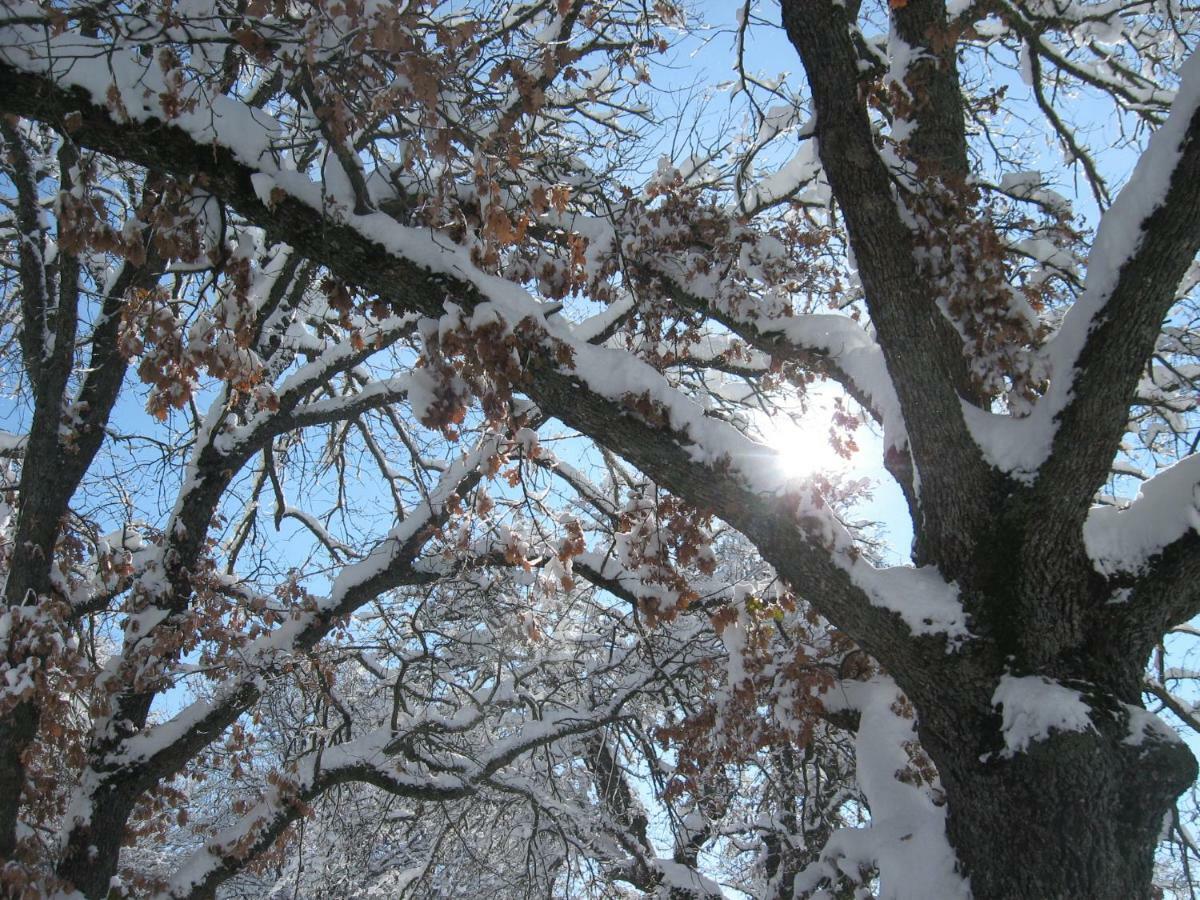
[[0, 0, 1199, 897]]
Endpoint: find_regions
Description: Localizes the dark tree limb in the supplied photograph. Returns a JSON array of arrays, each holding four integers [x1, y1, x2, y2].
[[1029, 100, 1200, 583], [0, 59, 927, 673], [779, 0, 997, 578]]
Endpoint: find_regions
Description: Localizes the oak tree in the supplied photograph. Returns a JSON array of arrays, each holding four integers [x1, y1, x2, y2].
[[1, 0, 1199, 897]]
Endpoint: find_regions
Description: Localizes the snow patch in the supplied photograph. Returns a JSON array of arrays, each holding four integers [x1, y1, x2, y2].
[[796, 678, 969, 900], [1122, 702, 1180, 747], [849, 562, 969, 642], [991, 675, 1094, 757], [1083, 455, 1200, 576]]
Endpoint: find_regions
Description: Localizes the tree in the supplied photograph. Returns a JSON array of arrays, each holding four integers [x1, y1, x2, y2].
[[0, 0, 1199, 897]]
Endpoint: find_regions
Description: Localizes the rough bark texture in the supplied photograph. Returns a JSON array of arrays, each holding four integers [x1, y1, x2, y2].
[[0, 0, 1198, 894], [777, 1, 1200, 896], [917, 689, 1194, 899], [0, 121, 165, 865]]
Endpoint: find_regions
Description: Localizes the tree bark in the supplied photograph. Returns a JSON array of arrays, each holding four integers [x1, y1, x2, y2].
[[1, 22, 1198, 897], [919, 698, 1195, 899]]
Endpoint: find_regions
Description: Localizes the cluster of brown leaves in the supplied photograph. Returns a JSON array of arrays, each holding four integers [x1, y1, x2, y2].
[[57, 167, 207, 268], [659, 602, 849, 806], [416, 313, 572, 437], [908, 183, 1043, 406], [904, 177, 1084, 411], [118, 276, 270, 420], [0, 594, 92, 893], [614, 492, 716, 624]]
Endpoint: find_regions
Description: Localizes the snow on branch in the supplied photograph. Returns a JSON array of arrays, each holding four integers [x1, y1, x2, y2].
[[962, 49, 1200, 482], [797, 677, 968, 900], [0, 23, 794, 496], [991, 674, 1095, 757], [1083, 454, 1200, 576], [0, 23, 903, 529], [162, 640, 682, 898], [0, 13, 988, 697], [94, 436, 499, 784], [763, 314, 904, 448], [848, 563, 969, 642], [0, 430, 26, 457], [641, 254, 906, 449]]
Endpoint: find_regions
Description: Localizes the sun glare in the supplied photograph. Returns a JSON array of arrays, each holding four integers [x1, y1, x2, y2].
[[763, 418, 857, 481]]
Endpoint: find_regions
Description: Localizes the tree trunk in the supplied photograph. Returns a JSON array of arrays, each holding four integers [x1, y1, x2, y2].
[[916, 685, 1196, 899], [56, 785, 140, 900]]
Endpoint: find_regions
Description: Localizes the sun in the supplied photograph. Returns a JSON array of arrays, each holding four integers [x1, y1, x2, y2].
[[761, 416, 857, 481]]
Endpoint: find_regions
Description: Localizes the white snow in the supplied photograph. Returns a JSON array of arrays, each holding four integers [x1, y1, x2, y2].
[[1083, 454, 1200, 576], [961, 49, 1200, 482], [991, 674, 1094, 757], [738, 139, 825, 212], [1122, 702, 1180, 747], [0, 430, 26, 454], [767, 315, 906, 451], [798, 677, 969, 900], [649, 860, 724, 897], [849, 562, 969, 642]]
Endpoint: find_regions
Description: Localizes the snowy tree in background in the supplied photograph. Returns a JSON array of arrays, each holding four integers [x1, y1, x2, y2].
[[0, 0, 1199, 896]]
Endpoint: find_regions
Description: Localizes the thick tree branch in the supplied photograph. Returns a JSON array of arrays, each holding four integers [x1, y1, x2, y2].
[[1031, 77, 1200, 560], [890, 0, 969, 180], [0, 123, 164, 862], [1, 117, 50, 386], [0, 58, 929, 674], [779, 0, 996, 577], [1133, 530, 1200, 634]]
